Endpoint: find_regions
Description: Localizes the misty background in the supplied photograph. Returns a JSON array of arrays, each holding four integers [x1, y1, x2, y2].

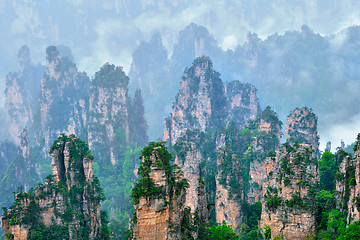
[[1, 0, 360, 149]]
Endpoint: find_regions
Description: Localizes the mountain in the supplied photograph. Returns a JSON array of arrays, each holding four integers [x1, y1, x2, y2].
[[0, 45, 148, 239], [2, 134, 111, 240]]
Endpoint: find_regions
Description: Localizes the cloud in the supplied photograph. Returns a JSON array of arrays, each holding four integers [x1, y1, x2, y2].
[[11, 0, 45, 38], [319, 113, 360, 151], [220, 35, 238, 51], [66, 0, 83, 7], [78, 18, 143, 76]]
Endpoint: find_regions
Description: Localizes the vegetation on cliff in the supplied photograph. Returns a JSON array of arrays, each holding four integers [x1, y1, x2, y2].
[[131, 142, 190, 205], [2, 134, 111, 240]]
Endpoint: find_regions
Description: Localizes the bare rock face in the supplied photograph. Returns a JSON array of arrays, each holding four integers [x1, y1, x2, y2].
[[164, 56, 261, 232], [130, 143, 191, 240], [335, 152, 351, 210], [164, 57, 225, 145], [2, 135, 109, 240], [259, 143, 319, 239], [247, 106, 282, 204], [215, 134, 243, 231], [286, 107, 319, 156], [164, 57, 260, 145], [225, 81, 260, 130], [40, 46, 90, 148], [5, 45, 43, 143], [335, 136, 360, 224], [88, 63, 130, 165]]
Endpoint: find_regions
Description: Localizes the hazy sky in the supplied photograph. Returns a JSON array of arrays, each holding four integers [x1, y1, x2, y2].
[[1, 0, 360, 149]]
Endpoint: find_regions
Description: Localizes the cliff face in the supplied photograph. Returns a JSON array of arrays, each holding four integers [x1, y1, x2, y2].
[[286, 107, 319, 156], [335, 137, 360, 224], [215, 133, 243, 231], [5, 45, 44, 143], [88, 63, 130, 166], [88, 63, 147, 166], [164, 57, 225, 145], [164, 56, 261, 233], [259, 143, 319, 239], [1, 135, 109, 240], [40, 46, 90, 148], [225, 81, 260, 130], [257, 108, 320, 239], [164, 56, 259, 145], [247, 107, 282, 204], [130, 142, 192, 240]]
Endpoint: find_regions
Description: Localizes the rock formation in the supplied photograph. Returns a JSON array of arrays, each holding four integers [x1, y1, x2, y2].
[[164, 56, 261, 232], [247, 106, 282, 204], [164, 56, 259, 145], [1, 134, 110, 240], [88, 63, 147, 166], [335, 135, 360, 224], [286, 107, 319, 156], [40, 46, 90, 148], [257, 108, 321, 239], [88, 63, 130, 165], [215, 133, 244, 231], [130, 142, 194, 240], [5, 45, 44, 143], [259, 143, 319, 239], [225, 81, 260, 131]]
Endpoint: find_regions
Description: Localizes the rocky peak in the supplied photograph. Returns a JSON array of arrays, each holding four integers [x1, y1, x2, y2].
[[88, 63, 131, 166], [18, 45, 31, 73], [5, 45, 43, 143], [40, 45, 90, 147], [247, 107, 282, 204], [259, 143, 319, 239], [286, 107, 319, 155], [164, 56, 226, 144], [50, 134, 94, 187], [225, 80, 260, 130], [172, 23, 220, 66], [2, 134, 109, 240], [130, 142, 191, 240], [164, 57, 261, 145]]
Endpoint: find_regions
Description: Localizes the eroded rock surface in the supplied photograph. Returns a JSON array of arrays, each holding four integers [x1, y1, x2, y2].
[[2, 135, 108, 240]]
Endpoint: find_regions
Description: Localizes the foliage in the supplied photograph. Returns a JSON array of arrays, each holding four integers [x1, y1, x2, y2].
[[264, 226, 271, 240], [2, 135, 111, 240], [131, 142, 189, 205], [207, 223, 239, 240], [337, 222, 360, 240], [319, 149, 337, 191], [92, 63, 129, 88], [266, 195, 282, 211], [239, 201, 262, 239]]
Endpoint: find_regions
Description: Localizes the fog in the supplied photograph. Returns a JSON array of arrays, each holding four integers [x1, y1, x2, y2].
[[1, 0, 360, 149]]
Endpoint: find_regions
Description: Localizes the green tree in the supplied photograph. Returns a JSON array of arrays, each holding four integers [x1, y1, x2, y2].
[[337, 222, 360, 240], [319, 149, 336, 191], [207, 223, 239, 240]]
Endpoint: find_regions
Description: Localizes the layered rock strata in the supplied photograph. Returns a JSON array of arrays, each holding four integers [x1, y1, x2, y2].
[[5, 45, 43, 143], [2, 135, 108, 240], [40, 46, 90, 148], [286, 107, 319, 156], [247, 107, 282, 204], [335, 137, 360, 224], [259, 143, 319, 239], [164, 56, 260, 145], [130, 143, 194, 240]]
